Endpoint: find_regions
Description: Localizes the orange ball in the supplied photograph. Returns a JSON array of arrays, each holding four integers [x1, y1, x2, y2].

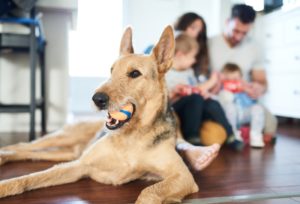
[[200, 121, 227, 146]]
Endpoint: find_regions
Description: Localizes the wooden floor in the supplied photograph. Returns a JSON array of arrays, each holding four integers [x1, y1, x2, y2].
[[0, 123, 300, 203]]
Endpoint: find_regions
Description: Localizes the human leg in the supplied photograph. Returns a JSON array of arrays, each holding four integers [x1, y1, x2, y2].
[[174, 95, 220, 170], [263, 106, 278, 144], [173, 94, 205, 143], [219, 102, 243, 141], [203, 99, 244, 150], [239, 104, 265, 148]]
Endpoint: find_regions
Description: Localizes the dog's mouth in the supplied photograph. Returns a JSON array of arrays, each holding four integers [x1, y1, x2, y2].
[[106, 103, 136, 130]]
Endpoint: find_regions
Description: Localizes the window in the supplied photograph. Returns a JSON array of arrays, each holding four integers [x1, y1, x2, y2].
[[69, 0, 123, 77]]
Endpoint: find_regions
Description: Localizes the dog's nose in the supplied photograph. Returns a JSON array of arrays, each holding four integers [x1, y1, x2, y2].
[[92, 92, 109, 109]]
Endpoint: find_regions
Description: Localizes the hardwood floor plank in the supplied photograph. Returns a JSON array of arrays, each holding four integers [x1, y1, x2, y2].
[[0, 124, 300, 203]]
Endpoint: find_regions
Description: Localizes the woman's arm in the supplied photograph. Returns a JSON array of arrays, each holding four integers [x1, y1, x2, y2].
[[197, 71, 219, 91], [169, 84, 187, 103], [197, 71, 221, 98]]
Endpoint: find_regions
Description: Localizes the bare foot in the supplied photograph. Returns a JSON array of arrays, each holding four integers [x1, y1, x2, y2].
[[178, 143, 220, 171]]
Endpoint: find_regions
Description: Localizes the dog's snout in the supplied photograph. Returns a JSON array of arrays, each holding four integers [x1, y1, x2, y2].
[[92, 92, 109, 109]]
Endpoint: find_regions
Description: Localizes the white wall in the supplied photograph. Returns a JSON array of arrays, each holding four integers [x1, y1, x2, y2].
[[123, 0, 227, 53]]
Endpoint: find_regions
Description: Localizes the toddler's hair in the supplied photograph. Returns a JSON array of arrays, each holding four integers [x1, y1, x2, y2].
[[175, 34, 199, 54], [222, 63, 243, 76]]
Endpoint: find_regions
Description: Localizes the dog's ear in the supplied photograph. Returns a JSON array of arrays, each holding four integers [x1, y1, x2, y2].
[[120, 27, 134, 56], [152, 26, 175, 74]]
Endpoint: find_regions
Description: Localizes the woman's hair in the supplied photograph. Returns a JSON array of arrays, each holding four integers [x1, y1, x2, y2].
[[174, 12, 209, 77], [175, 34, 199, 55]]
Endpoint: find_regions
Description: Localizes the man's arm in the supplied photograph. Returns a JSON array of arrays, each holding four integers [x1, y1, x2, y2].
[[251, 69, 267, 87], [246, 69, 267, 99]]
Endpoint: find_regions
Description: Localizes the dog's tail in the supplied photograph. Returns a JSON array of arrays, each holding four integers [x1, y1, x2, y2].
[[0, 160, 86, 198]]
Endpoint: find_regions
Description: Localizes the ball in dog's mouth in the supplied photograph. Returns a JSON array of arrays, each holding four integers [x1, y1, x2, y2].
[[106, 103, 135, 130]]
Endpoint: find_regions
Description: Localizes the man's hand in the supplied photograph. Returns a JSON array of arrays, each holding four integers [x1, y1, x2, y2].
[[244, 82, 266, 99], [244, 69, 268, 99]]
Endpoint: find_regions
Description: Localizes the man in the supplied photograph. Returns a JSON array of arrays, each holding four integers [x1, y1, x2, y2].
[[209, 4, 277, 139]]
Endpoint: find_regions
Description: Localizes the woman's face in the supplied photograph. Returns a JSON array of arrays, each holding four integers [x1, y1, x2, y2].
[[185, 19, 203, 39]]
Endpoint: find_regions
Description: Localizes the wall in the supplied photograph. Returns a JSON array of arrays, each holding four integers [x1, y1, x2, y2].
[[123, 0, 226, 53]]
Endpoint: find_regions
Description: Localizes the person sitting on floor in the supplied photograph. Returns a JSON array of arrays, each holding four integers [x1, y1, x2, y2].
[[165, 33, 244, 150], [217, 63, 266, 148]]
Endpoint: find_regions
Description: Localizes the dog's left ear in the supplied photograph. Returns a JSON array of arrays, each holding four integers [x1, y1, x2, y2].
[[152, 26, 175, 74], [120, 27, 134, 56]]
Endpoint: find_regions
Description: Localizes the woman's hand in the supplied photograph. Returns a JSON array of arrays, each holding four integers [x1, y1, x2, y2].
[[210, 71, 220, 84], [198, 86, 212, 99], [169, 84, 188, 102]]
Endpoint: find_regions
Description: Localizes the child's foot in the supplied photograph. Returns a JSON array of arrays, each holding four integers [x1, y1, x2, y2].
[[178, 143, 220, 171], [250, 132, 265, 148], [226, 135, 244, 151]]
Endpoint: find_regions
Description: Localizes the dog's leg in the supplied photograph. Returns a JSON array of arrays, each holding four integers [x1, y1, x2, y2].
[[1, 120, 104, 152], [136, 148, 198, 204], [0, 146, 83, 165], [1, 130, 74, 152], [0, 160, 86, 198]]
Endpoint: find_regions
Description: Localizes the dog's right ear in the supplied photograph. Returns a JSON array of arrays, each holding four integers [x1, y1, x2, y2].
[[120, 27, 134, 56], [151, 26, 175, 74]]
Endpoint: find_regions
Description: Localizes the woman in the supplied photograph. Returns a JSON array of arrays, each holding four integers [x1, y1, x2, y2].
[[145, 13, 209, 79], [170, 13, 243, 150], [174, 12, 209, 79]]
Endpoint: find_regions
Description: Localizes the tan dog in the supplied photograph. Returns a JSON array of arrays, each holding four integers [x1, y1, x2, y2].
[[0, 26, 220, 203]]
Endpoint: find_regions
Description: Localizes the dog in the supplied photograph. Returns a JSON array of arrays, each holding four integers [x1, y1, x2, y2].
[[0, 26, 204, 203]]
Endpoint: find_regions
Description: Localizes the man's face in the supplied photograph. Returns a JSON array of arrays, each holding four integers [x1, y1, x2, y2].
[[225, 18, 252, 47]]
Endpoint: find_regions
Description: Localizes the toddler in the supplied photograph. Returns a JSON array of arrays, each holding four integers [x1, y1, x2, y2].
[[218, 63, 265, 148]]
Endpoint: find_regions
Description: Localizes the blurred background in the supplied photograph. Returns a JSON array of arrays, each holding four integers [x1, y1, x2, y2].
[[0, 0, 299, 134]]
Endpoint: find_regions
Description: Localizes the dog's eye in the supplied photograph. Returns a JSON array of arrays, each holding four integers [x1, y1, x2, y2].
[[128, 70, 142, 78]]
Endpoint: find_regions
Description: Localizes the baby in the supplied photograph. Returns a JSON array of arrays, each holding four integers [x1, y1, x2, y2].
[[218, 63, 265, 148]]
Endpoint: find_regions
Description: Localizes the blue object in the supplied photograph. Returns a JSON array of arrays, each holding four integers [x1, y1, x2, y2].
[[120, 109, 132, 119], [0, 16, 46, 49], [234, 92, 256, 108], [144, 44, 154, 54]]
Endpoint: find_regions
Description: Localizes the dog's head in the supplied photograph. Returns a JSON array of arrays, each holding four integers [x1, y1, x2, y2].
[[92, 26, 174, 130]]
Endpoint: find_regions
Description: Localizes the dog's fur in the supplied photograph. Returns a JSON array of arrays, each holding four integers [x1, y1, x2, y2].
[[0, 26, 199, 203]]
